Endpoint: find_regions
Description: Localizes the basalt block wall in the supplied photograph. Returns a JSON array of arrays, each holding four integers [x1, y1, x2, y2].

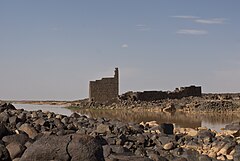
[[89, 68, 119, 103], [136, 86, 202, 101]]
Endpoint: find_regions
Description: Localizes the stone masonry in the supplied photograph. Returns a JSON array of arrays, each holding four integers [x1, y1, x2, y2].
[[89, 68, 119, 103], [121, 86, 202, 102], [136, 86, 202, 101]]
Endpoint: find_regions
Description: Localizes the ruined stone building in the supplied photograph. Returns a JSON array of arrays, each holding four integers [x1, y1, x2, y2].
[[135, 86, 202, 101], [89, 68, 119, 103], [121, 86, 202, 102], [89, 68, 201, 103]]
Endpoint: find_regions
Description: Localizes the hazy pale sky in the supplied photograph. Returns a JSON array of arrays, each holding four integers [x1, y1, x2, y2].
[[1, 0, 240, 100]]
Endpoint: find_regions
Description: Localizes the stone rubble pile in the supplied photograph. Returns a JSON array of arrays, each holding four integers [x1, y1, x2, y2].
[[0, 102, 240, 161]]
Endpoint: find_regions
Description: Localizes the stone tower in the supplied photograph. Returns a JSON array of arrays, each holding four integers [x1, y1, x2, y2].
[[89, 68, 119, 103]]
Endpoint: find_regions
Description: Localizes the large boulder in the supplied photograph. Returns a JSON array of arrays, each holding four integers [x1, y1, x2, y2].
[[0, 112, 10, 123], [6, 142, 26, 159], [95, 124, 112, 134], [19, 134, 104, 161], [150, 123, 174, 135], [0, 123, 10, 139], [160, 123, 174, 135], [233, 145, 240, 161], [68, 134, 105, 161], [2, 133, 29, 146], [0, 103, 16, 112], [0, 144, 11, 161], [197, 129, 215, 141], [18, 123, 38, 139]]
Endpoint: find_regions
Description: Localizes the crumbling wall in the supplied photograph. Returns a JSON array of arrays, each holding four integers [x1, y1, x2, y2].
[[137, 91, 169, 101], [121, 86, 202, 102], [175, 86, 202, 98], [89, 68, 119, 103]]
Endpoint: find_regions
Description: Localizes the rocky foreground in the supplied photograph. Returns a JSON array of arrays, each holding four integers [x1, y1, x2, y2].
[[1, 103, 240, 161]]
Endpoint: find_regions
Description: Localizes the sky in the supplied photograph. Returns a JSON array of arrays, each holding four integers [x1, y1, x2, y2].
[[1, 0, 240, 100]]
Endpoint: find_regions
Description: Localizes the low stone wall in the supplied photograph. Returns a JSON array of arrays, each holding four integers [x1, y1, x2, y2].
[[122, 86, 202, 101]]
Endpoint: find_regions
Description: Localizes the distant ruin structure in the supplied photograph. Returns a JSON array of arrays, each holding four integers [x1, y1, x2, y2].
[[121, 86, 202, 102], [89, 68, 201, 103], [89, 68, 119, 103]]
